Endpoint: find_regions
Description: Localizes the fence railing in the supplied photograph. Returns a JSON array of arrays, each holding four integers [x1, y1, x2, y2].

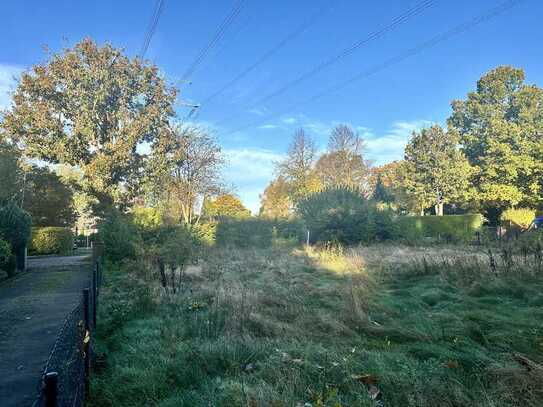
[[32, 244, 103, 407]]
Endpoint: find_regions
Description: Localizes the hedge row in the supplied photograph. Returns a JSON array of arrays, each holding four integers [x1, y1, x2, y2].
[[397, 214, 484, 243], [0, 202, 32, 275], [216, 214, 485, 246], [501, 208, 536, 230], [215, 218, 305, 247], [30, 227, 73, 255]]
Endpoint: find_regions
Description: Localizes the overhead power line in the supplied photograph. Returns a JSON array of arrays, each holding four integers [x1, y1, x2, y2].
[[198, 1, 331, 108], [215, 0, 436, 126], [180, 0, 247, 82], [140, 0, 165, 58], [224, 0, 523, 137]]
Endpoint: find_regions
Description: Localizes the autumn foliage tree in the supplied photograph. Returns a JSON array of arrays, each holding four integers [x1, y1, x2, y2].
[[202, 194, 251, 220], [315, 124, 370, 193], [3, 39, 177, 210], [276, 129, 321, 202], [259, 176, 292, 218], [370, 161, 418, 213]]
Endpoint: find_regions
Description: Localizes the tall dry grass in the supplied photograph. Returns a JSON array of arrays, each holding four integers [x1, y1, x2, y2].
[[91, 243, 543, 407]]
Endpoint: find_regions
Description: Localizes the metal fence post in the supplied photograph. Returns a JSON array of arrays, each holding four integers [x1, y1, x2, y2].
[[83, 288, 90, 333], [44, 371, 58, 407], [83, 288, 91, 397], [97, 261, 102, 291], [92, 265, 97, 329]]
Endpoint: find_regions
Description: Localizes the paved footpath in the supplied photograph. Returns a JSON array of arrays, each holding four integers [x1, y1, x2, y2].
[[0, 255, 90, 407]]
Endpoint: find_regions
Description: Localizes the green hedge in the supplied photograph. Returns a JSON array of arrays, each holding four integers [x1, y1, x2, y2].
[[30, 227, 73, 255], [215, 218, 306, 248], [0, 238, 16, 277], [0, 202, 32, 271], [501, 208, 535, 230], [397, 214, 484, 243], [216, 218, 273, 248]]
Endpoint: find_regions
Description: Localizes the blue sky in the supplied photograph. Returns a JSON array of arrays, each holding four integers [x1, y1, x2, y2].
[[1, 0, 542, 212]]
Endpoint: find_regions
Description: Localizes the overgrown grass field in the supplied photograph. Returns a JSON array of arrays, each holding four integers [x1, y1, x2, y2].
[[90, 244, 543, 406]]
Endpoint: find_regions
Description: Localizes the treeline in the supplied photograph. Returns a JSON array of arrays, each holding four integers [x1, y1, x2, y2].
[[1, 38, 542, 273], [261, 66, 543, 226]]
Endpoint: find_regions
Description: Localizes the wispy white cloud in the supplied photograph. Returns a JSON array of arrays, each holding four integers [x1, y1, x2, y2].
[[248, 107, 268, 116], [223, 148, 284, 213], [0, 64, 23, 110], [281, 116, 297, 125], [243, 113, 434, 166], [258, 123, 281, 130], [223, 148, 283, 183], [365, 119, 435, 165]]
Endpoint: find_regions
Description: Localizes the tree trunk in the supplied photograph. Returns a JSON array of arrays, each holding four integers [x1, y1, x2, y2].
[[157, 259, 167, 289]]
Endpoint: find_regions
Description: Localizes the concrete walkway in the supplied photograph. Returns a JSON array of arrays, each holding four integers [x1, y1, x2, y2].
[[0, 255, 90, 407]]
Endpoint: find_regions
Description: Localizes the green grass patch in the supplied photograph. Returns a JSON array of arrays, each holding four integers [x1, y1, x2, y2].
[[90, 245, 543, 407]]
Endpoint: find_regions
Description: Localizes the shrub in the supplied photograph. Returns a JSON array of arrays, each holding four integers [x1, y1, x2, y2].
[[191, 221, 217, 246], [0, 238, 15, 277], [99, 211, 142, 263], [30, 227, 73, 255], [216, 218, 274, 247], [515, 229, 543, 255], [131, 206, 164, 230], [296, 187, 374, 245], [397, 214, 484, 243], [273, 218, 306, 242], [143, 225, 200, 293], [214, 218, 305, 248], [370, 205, 400, 241], [0, 202, 32, 270], [501, 208, 535, 230]]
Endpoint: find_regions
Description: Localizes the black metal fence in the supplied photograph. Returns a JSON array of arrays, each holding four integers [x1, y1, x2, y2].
[[32, 246, 103, 407]]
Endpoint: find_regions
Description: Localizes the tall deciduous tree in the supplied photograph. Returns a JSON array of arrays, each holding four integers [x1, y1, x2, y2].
[[404, 125, 473, 216], [448, 66, 543, 219], [2, 38, 177, 209], [147, 125, 224, 224], [315, 124, 370, 192], [259, 176, 292, 218], [276, 129, 321, 201]]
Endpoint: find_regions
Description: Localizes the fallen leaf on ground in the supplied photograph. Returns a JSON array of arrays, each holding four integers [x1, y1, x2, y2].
[[351, 373, 378, 385], [445, 360, 459, 369]]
